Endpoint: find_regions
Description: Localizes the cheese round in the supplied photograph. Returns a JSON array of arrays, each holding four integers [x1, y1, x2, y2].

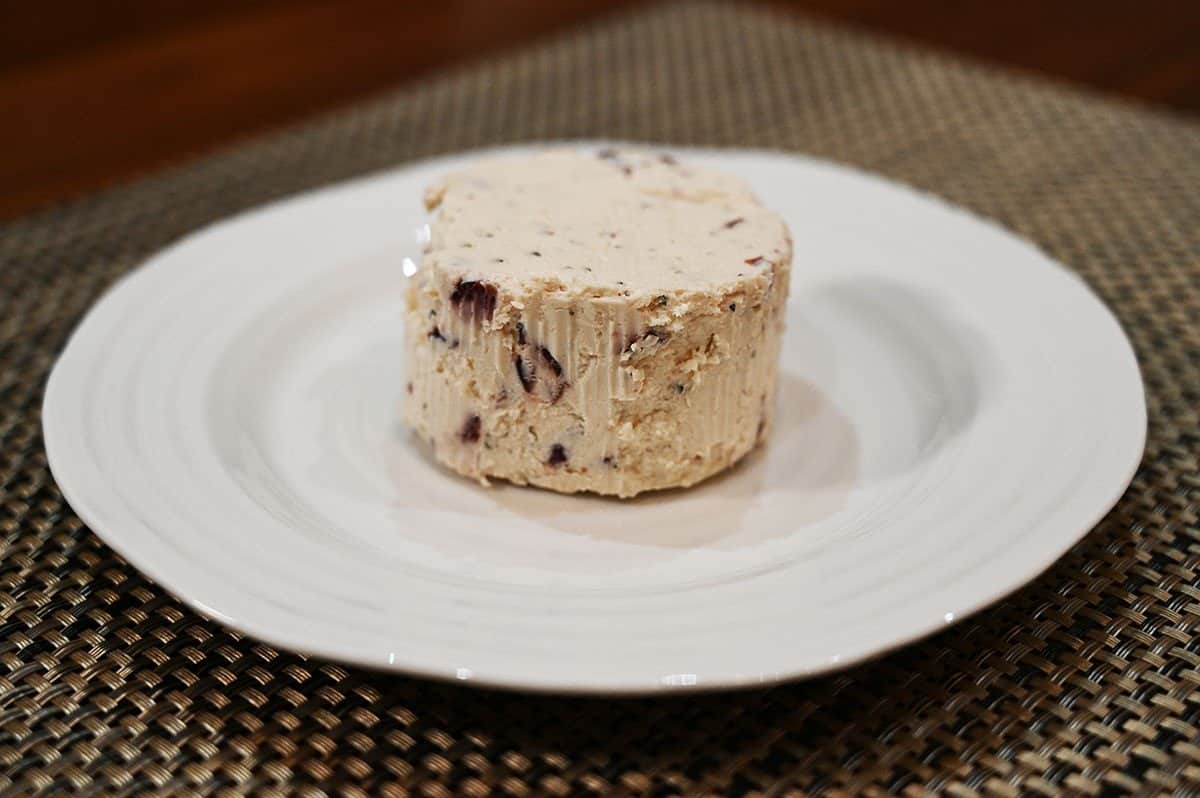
[[403, 148, 792, 497]]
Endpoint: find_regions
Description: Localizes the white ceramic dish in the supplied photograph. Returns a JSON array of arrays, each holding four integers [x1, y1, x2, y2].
[[43, 145, 1145, 694]]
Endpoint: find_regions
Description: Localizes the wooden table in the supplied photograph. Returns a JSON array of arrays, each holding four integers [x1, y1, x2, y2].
[[3, 0, 1198, 221]]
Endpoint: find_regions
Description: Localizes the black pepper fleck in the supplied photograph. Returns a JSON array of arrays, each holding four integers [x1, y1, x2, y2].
[[547, 444, 568, 466], [723, 217, 745, 229], [728, 303, 737, 312]]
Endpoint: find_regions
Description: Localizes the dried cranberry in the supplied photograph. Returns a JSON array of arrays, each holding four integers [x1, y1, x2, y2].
[[625, 327, 671, 353], [449, 279, 498, 323], [539, 346, 562, 377], [547, 444, 568, 466], [514, 343, 567, 403], [460, 415, 482, 443], [515, 355, 534, 392]]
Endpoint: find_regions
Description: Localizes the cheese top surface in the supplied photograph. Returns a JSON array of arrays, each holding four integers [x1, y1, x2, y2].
[[422, 149, 791, 297]]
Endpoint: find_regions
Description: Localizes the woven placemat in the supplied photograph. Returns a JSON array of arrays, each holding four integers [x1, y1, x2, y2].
[[3, 2, 1199, 795]]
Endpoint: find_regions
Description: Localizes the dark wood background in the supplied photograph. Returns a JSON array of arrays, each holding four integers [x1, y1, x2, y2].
[[3, 0, 1198, 221]]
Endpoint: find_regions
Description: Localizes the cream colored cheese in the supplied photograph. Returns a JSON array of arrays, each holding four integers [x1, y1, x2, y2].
[[403, 148, 792, 497]]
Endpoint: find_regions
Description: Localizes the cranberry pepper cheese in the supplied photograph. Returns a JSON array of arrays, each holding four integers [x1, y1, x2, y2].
[[403, 149, 792, 497]]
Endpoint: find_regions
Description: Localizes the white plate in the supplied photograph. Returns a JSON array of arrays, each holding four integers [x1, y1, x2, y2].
[[43, 145, 1145, 694]]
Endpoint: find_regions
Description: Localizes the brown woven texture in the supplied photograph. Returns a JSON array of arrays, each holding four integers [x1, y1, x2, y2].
[[3, 2, 1200, 795]]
